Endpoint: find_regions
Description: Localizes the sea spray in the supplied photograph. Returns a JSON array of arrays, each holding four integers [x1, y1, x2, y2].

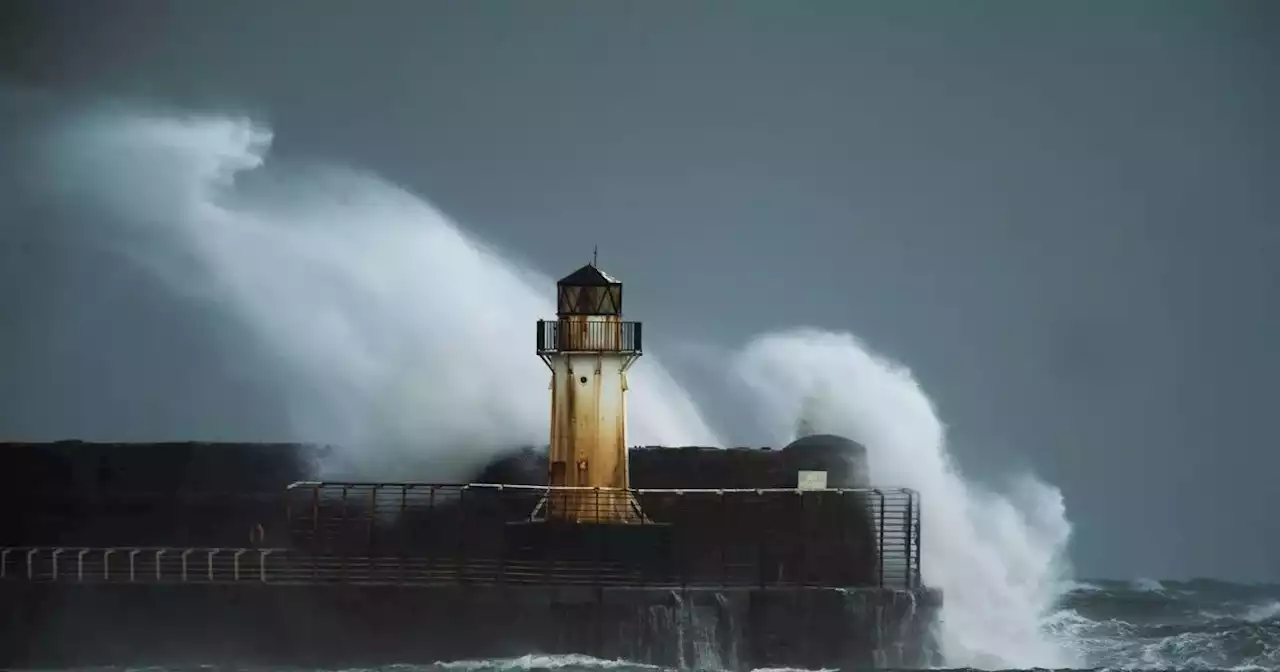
[[730, 329, 1076, 667], [31, 104, 720, 483]]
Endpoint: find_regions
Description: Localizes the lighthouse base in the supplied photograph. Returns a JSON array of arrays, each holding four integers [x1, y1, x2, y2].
[[531, 488, 647, 524]]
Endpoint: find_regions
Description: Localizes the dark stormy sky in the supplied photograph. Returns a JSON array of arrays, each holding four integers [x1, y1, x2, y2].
[[2, 2, 1277, 580]]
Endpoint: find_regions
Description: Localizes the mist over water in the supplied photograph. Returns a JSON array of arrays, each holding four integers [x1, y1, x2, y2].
[[19, 100, 1075, 668]]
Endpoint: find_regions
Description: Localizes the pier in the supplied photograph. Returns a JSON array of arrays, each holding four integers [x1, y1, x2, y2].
[[0, 262, 941, 670]]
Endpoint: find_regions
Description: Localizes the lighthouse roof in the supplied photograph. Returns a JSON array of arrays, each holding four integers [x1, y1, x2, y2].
[[558, 263, 620, 287]]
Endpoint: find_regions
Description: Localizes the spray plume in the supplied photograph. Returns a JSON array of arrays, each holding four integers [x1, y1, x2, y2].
[[30, 104, 719, 482], [731, 329, 1075, 667]]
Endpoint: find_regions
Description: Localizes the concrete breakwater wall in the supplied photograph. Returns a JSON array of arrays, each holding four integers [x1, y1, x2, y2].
[[0, 583, 941, 670], [0, 440, 939, 669]]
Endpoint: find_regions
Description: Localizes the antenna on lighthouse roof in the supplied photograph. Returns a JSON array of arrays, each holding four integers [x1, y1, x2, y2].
[[592, 245, 598, 266]]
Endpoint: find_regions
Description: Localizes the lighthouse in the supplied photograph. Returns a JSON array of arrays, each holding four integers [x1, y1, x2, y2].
[[536, 261, 643, 523]]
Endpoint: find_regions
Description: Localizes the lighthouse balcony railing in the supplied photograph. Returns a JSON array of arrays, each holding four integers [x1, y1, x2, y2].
[[536, 320, 642, 355]]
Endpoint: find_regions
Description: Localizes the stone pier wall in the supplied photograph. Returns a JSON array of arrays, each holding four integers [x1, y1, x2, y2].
[[0, 583, 941, 670]]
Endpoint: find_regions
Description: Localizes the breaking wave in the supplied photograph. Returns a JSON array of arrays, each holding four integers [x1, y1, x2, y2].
[[23, 102, 720, 484], [729, 330, 1074, 667]]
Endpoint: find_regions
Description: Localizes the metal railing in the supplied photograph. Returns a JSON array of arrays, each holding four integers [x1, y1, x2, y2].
[[536, 320, 642, 354], [0, 486, 923, 590], [0, 546, 285, 583], [284, 482, 922, 589], [1, 545, 901, 588]]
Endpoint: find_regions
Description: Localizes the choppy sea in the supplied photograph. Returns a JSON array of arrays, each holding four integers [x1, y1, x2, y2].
[[28, 579, 1280, 672], [1048, 578, 1280, 670]]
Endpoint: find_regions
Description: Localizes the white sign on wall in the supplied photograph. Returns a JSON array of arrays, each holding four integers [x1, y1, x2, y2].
[[797, 470, 828, 491]]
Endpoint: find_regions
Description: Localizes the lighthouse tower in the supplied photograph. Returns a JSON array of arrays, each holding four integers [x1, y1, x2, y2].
[[536, 261, 643, 523]]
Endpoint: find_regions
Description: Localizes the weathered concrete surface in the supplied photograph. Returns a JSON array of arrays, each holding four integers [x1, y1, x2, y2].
[[0, 441, 316, 494], [0, 583, 941, 670], [0, 438, 871, 494]]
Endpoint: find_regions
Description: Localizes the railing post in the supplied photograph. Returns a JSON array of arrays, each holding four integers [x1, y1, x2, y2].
[[400, 485, 409, 586], [904, 491, 916, 589], [77, 549, 89, 582], [259, 550, 273, 583], [458, 486, 468, 585], [207, 549, 217, 581], [757, 491, 768, 589], [837, 491, 849, 586], [103, 549, 115, 580], [155, 550, 166, 581], [26, 549, 38, 580], [876, 490, 886, 588], [51, 548, 64, 581], [594, 488, 603, 587], [914, 490, 923, 588], [677, 491, 687, 590], [719, 490, 728, 588], [182, 549, 194, 582], [283, 486, 293, 544], [544, 487, 555, 585], [310, 485, 320, 555], [234, 549, 247, 581], [426, 486, 437, 584], [796, 491, 807, 587], [0, 548, 10, 579], [128, 549, 140, 582], [339, 486, 349, 581], [309, 486, 319, 582], [497, 486, 508, 587]]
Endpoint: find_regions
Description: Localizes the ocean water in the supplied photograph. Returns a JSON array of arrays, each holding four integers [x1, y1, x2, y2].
[[1052, 579, 1280, 670]]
